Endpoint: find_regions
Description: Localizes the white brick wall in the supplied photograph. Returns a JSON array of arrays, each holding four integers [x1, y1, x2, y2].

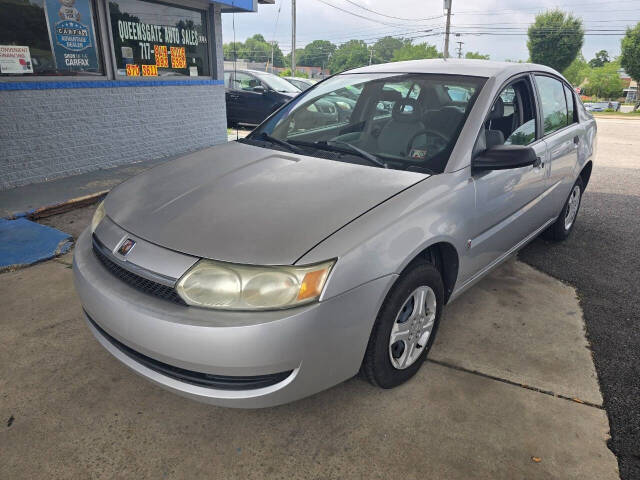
[[0, 83, 227, 190]]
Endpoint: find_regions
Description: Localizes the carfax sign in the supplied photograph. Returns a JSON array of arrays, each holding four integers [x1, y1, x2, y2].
[[44, 0, 99, 71]]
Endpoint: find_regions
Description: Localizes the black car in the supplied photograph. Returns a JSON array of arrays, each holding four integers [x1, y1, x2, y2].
[[224, 69, 301, 126], [283, 76, 317, 91]]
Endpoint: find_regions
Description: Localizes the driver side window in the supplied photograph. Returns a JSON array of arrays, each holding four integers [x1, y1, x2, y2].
[[483, 78, 537, 150], [233, 72, 261, 92]]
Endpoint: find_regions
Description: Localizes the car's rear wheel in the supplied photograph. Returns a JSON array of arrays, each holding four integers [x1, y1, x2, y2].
[[543, 177, 584, 242], [362, 262, 444, 388]]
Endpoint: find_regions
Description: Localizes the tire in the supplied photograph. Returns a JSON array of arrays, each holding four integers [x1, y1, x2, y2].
[[362, 262, 444, 389], [543, 176, 584, 242]]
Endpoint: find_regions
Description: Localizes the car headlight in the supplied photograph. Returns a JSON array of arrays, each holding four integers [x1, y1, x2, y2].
[[176, 259, 335, 310], [91, 200, 106, 233]]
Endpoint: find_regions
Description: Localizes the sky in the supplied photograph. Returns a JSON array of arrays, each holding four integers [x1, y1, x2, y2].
[[221, 0, 640, 62]]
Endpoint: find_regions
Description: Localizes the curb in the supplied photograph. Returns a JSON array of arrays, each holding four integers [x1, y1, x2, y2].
[[6, 190, 109, 221]]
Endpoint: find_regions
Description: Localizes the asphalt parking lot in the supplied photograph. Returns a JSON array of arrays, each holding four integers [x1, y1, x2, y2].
[[520, 117, 640, 480], [1, 117, 638, 479]]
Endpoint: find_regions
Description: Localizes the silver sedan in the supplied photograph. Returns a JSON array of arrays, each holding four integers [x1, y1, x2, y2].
[[74, 59, 596, 408]]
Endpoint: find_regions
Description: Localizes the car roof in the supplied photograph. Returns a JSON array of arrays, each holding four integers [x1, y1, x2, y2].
[[345, 58, 559, 79], [224, 68, 277, 76]]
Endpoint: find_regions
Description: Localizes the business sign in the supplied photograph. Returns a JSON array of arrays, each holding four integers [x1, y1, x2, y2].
[[0, 46, 33, 74], [44, 0, 99, 71], [108, 0, 210, 77]]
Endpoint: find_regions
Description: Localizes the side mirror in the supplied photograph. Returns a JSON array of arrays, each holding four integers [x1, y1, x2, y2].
[[472, 144, 539, 173], [253, 85, 266, 93]]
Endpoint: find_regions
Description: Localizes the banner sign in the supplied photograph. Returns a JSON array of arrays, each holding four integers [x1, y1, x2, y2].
[[44, 0, 99, 71]]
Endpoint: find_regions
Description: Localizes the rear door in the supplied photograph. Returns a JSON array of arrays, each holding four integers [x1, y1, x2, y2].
[[533, 75, 581, 215]]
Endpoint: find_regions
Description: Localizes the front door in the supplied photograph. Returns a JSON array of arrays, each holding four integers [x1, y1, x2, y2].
[[231, 72, 267, 125], [468, 75, 551, 275]]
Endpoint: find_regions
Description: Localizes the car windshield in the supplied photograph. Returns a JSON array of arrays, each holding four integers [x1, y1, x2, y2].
[[246, 72, 486, 173], [253, 72, 301, 93]]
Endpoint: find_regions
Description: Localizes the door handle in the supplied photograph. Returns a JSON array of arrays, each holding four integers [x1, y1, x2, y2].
[[573, 136, 580, 145]]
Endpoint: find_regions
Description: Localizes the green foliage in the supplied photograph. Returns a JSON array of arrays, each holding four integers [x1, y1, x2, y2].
[[391, 42, 441, 62], [278, 68, 309, 78], [296, 40, 336, 67], [584, 62, 624, 99], [328, 40, 370, 73], [563, 54, 590, 86], [223, 34, 286, 67], [464, 51, 490, 60], [527, 9, 584, 72], [372, 36, 405, 63], [588, 50, 610, 68], [620, 22, 640, 82]]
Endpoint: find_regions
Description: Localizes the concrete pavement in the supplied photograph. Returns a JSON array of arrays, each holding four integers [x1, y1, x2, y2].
[[0, 249, 617, 478]]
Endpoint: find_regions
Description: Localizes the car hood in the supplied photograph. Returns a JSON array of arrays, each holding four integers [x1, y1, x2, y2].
[[106, 141, 427, 265]]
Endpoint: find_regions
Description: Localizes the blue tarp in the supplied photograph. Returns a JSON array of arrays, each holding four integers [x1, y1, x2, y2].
[[0, 218, 72, 269]]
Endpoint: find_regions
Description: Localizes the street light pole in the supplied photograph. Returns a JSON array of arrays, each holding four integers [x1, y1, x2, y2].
[[443, 0, 452, 59], [291, 0, 296, 76]]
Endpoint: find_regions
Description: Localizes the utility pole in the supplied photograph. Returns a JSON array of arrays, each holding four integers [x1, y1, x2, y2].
[[369, 48, 373, 65], [456, 40, 464, 58], [270, 41, 274, 73], [443, 0, 452, 59], [291, 0, 296, 76]]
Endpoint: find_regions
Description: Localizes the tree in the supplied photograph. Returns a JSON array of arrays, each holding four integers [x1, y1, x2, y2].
[[620, 22, 640, 83], [465, 51, 490, 60], [372, 36, 404, 63], [588, 50, 610, 68], [278, 68, 309, 78], [584, 62, 624, 99], [223, 34, 286, 67], [297, 40, 336, 67], [328, 40, 370, 73], [563, 53, 590, 86], [391, 41, 441, 62], [527, 9, 584, 72]]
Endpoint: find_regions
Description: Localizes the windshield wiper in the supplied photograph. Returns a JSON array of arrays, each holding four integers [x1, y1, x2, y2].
[[290, 139, 388, 168], [250, 132, 305, 154]]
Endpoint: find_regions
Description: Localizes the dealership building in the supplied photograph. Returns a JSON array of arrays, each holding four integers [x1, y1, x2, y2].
[[0, 0, 271, 190]]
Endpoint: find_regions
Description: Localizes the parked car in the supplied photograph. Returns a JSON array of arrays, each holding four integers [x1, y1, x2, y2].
[[75, 59, 596, 408], [584, 101, 618, 112], [283, 76, 317, 91], [224, 69, 301, 126]]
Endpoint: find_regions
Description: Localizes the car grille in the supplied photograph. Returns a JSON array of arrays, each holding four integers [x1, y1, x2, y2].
[[92, 236, 186, 306], [86, 313, 293, 390]]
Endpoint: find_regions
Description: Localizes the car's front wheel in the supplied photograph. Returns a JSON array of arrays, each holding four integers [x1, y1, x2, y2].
[[362, 262, 444, 388], [543, 176, 584, 241]]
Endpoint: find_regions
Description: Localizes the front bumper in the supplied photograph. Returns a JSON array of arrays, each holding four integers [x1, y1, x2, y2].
[[73, 229, 396, 408]]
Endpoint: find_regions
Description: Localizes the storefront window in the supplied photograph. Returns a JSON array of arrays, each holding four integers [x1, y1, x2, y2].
[[108, 0, 210, 77], [0, 0, 102, 76]]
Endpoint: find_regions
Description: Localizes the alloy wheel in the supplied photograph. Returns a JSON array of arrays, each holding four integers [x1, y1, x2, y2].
[[388, 286, 437, 370], [564, 184, 581, 230]]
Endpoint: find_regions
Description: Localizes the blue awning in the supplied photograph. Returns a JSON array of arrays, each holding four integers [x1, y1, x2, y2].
[[214, 0, 256, 12]]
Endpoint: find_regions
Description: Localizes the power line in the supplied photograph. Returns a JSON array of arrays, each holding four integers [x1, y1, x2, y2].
[[340, 0, 444, 22], [312, 0, 421, 27]]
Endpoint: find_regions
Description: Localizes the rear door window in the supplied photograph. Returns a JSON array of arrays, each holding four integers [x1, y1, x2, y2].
[[535, 75, 569, 136]]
